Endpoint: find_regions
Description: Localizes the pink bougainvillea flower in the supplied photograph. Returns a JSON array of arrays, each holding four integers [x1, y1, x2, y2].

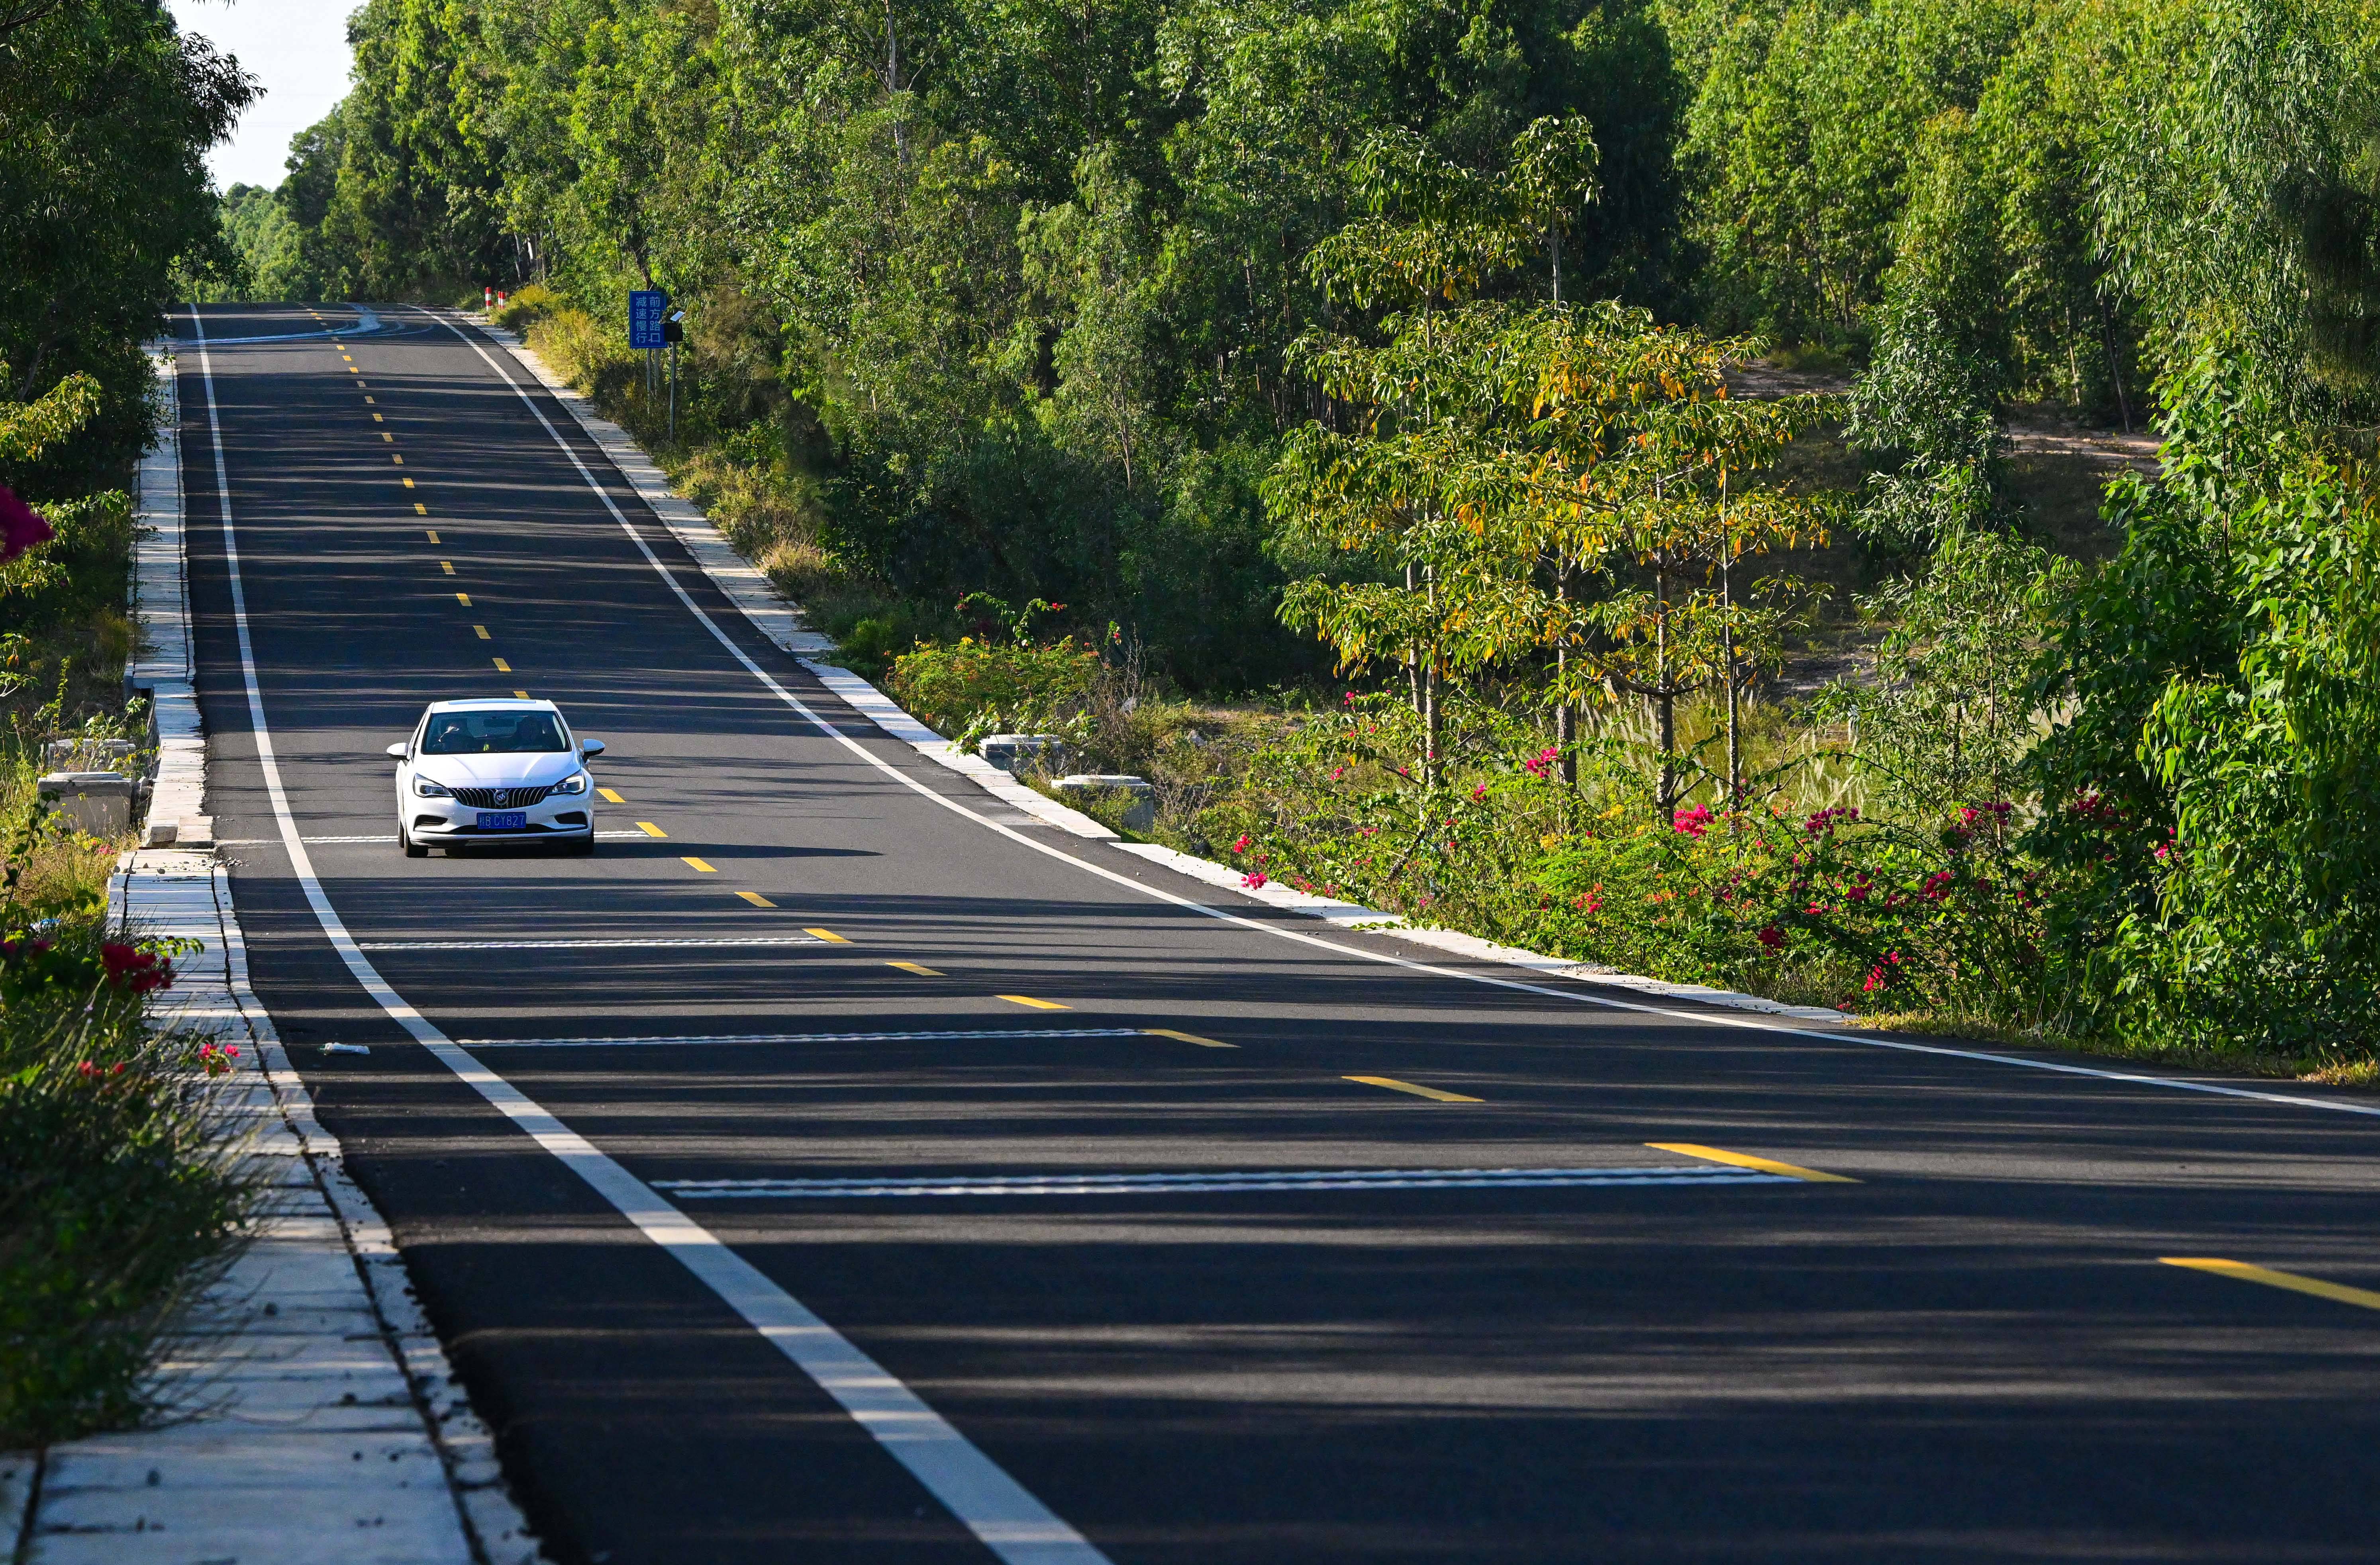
[[1241, 871, 1268, 889], [1757, 925, 1786, 950], [1230, 834, 1252, 855], [101, 942, 174, 994], [1672, 805, 1713, 838], [0, 483, 54, 564]]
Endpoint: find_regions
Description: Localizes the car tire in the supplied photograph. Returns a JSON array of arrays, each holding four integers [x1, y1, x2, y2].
[[401, 822, 427, 858], [570, 835, 596, 856]]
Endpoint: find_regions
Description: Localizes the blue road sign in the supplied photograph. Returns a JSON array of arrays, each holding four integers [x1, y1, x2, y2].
[[628, 290, 669, 349]]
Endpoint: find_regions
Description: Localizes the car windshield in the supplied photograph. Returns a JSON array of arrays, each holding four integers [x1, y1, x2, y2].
[[420, 711, 569, 755]]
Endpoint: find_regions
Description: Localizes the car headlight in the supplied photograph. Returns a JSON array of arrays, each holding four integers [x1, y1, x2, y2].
[[553, 772, 589, 795], [412, 775, 452, 797]]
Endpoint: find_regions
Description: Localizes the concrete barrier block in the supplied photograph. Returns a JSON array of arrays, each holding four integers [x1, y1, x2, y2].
[[38, 772, 135, 836], [980, 733, 1067, 775], [1052, 774, 1155, 833]]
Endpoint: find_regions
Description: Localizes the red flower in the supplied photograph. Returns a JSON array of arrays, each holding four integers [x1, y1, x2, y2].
[[1241, 871, 1268, 889], [101, 942, 174, 993], [1672, 805, 1713, 838], [1921, 871, 1955, 902], [0, 483, 55, 564], [1230, 834, 1252, 855], [1757, 925, 1786, 951]]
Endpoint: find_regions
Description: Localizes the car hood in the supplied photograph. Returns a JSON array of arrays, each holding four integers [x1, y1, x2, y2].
[[416, 752, 580, 789]]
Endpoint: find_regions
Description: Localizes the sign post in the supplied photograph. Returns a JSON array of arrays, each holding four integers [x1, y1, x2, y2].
[[663, 312, 685, 441]]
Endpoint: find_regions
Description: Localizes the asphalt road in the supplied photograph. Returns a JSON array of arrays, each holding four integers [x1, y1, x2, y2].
[[176, 302, 2380, 1565]]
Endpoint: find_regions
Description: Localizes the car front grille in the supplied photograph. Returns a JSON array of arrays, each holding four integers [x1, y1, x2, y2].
[[451, 785, 556, 809]]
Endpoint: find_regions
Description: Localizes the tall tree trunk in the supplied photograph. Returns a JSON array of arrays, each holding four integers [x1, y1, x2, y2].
[[1722, 551, 1739, 818], [1654, 554, 1674, 823], [1719, 470, 1739, 821], [1422, 563, 1441, 789], [1555, 556, 1577, 793], [1404, 559, 1421, 716]]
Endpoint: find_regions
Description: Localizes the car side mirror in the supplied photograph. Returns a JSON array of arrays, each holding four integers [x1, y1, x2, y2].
[[385, 743, 408, 760], [578, 738, 606, 757]]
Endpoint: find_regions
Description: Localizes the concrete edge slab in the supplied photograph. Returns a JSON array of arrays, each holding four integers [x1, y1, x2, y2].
[[466, 317, 1844, 1027]]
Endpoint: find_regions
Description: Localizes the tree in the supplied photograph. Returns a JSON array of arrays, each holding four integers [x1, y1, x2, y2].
[[0, 0, 253, 494]]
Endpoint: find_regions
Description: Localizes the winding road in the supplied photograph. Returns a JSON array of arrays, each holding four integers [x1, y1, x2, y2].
[[176, 302, 2380, 1565]]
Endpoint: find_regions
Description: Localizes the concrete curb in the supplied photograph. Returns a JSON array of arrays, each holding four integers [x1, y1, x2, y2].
[[128, 349, 210, 849], [471, 316, 1845, 1027]]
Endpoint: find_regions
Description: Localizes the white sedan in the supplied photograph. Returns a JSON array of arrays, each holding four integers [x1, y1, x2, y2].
[[388, 698, 605, 857]]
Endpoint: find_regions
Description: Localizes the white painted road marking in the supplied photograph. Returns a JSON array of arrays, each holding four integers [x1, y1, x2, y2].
[[423, 305, 2380, 1130], [357, 937, 828, 951], [192, 308, 1113, 1565], [218, 832, 649, 843], [655, 1165, 1795, 1199], [462, 1028, 1150, 1049]]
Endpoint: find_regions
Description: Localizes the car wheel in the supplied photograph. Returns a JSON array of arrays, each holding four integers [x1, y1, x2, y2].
[[571, 835, 596, 857], [401, 822, 427, 858]]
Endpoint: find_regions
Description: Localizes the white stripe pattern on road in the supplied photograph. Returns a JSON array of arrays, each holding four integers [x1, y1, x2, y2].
[[463, 1028, 1149, 1048], [193, 308, 1113, 1565], [657, 1165, 1794, 1199], [220, 832, 650, 843], [359, 937, 828, 951]]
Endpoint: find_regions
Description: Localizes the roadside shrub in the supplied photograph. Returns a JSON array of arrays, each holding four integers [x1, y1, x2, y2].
[[888, 637, 1098, 742], [1197, 692, 2046, 1020], [525, 307, 640, 415], [488, 281, 557, 332], [0, 912, 252, 1447]]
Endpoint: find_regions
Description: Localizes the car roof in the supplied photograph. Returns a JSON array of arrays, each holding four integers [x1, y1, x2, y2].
[[421, 698, 562, 715]]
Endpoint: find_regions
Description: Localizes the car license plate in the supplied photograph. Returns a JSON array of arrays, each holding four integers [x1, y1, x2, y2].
[[477, 811, 528, 830]]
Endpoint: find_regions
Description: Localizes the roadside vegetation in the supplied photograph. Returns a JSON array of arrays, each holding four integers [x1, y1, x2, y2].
[[2, 2, 262, 1449], [218, 0, 2380, 1075], [0, 757, 255, 1449]]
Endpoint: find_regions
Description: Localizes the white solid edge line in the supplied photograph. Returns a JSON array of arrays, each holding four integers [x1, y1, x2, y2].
[[420, 304, 2380, 1130], [194, 307, 1111, 1565]]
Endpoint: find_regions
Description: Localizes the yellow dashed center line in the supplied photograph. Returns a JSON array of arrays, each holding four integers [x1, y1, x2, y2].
[[363, 395, 374, 404], [635, 821, 666, 838], [382, 432, 394, 443], [472, 625, 490, 639], [491, 657, 510, 672], [804, 927, 851, 944], [512, 689, 529, 698], [440, 561, 454, 575], [1142, 1028, 1237, 1049], [1646, 1143, 1857, 1183], [1346, 1075, 1481, 1102], [886, 961, 942, 976], [457, 593, 472, 607], [391, 454, 402, 465], [736, 891, 776, 908], [372, 412, 384, 422], [596, 788, 624, 804], [996, 994, 1070, 1011], [2162, 1258, 2380, 1311], [402, 477, 414, 488], [425, 529, 438, 543], [681, 857, 716, 873], [414, 502, 428, 515]]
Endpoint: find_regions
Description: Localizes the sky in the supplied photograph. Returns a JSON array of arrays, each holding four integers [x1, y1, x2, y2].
[[169, 0, 357, 193]]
